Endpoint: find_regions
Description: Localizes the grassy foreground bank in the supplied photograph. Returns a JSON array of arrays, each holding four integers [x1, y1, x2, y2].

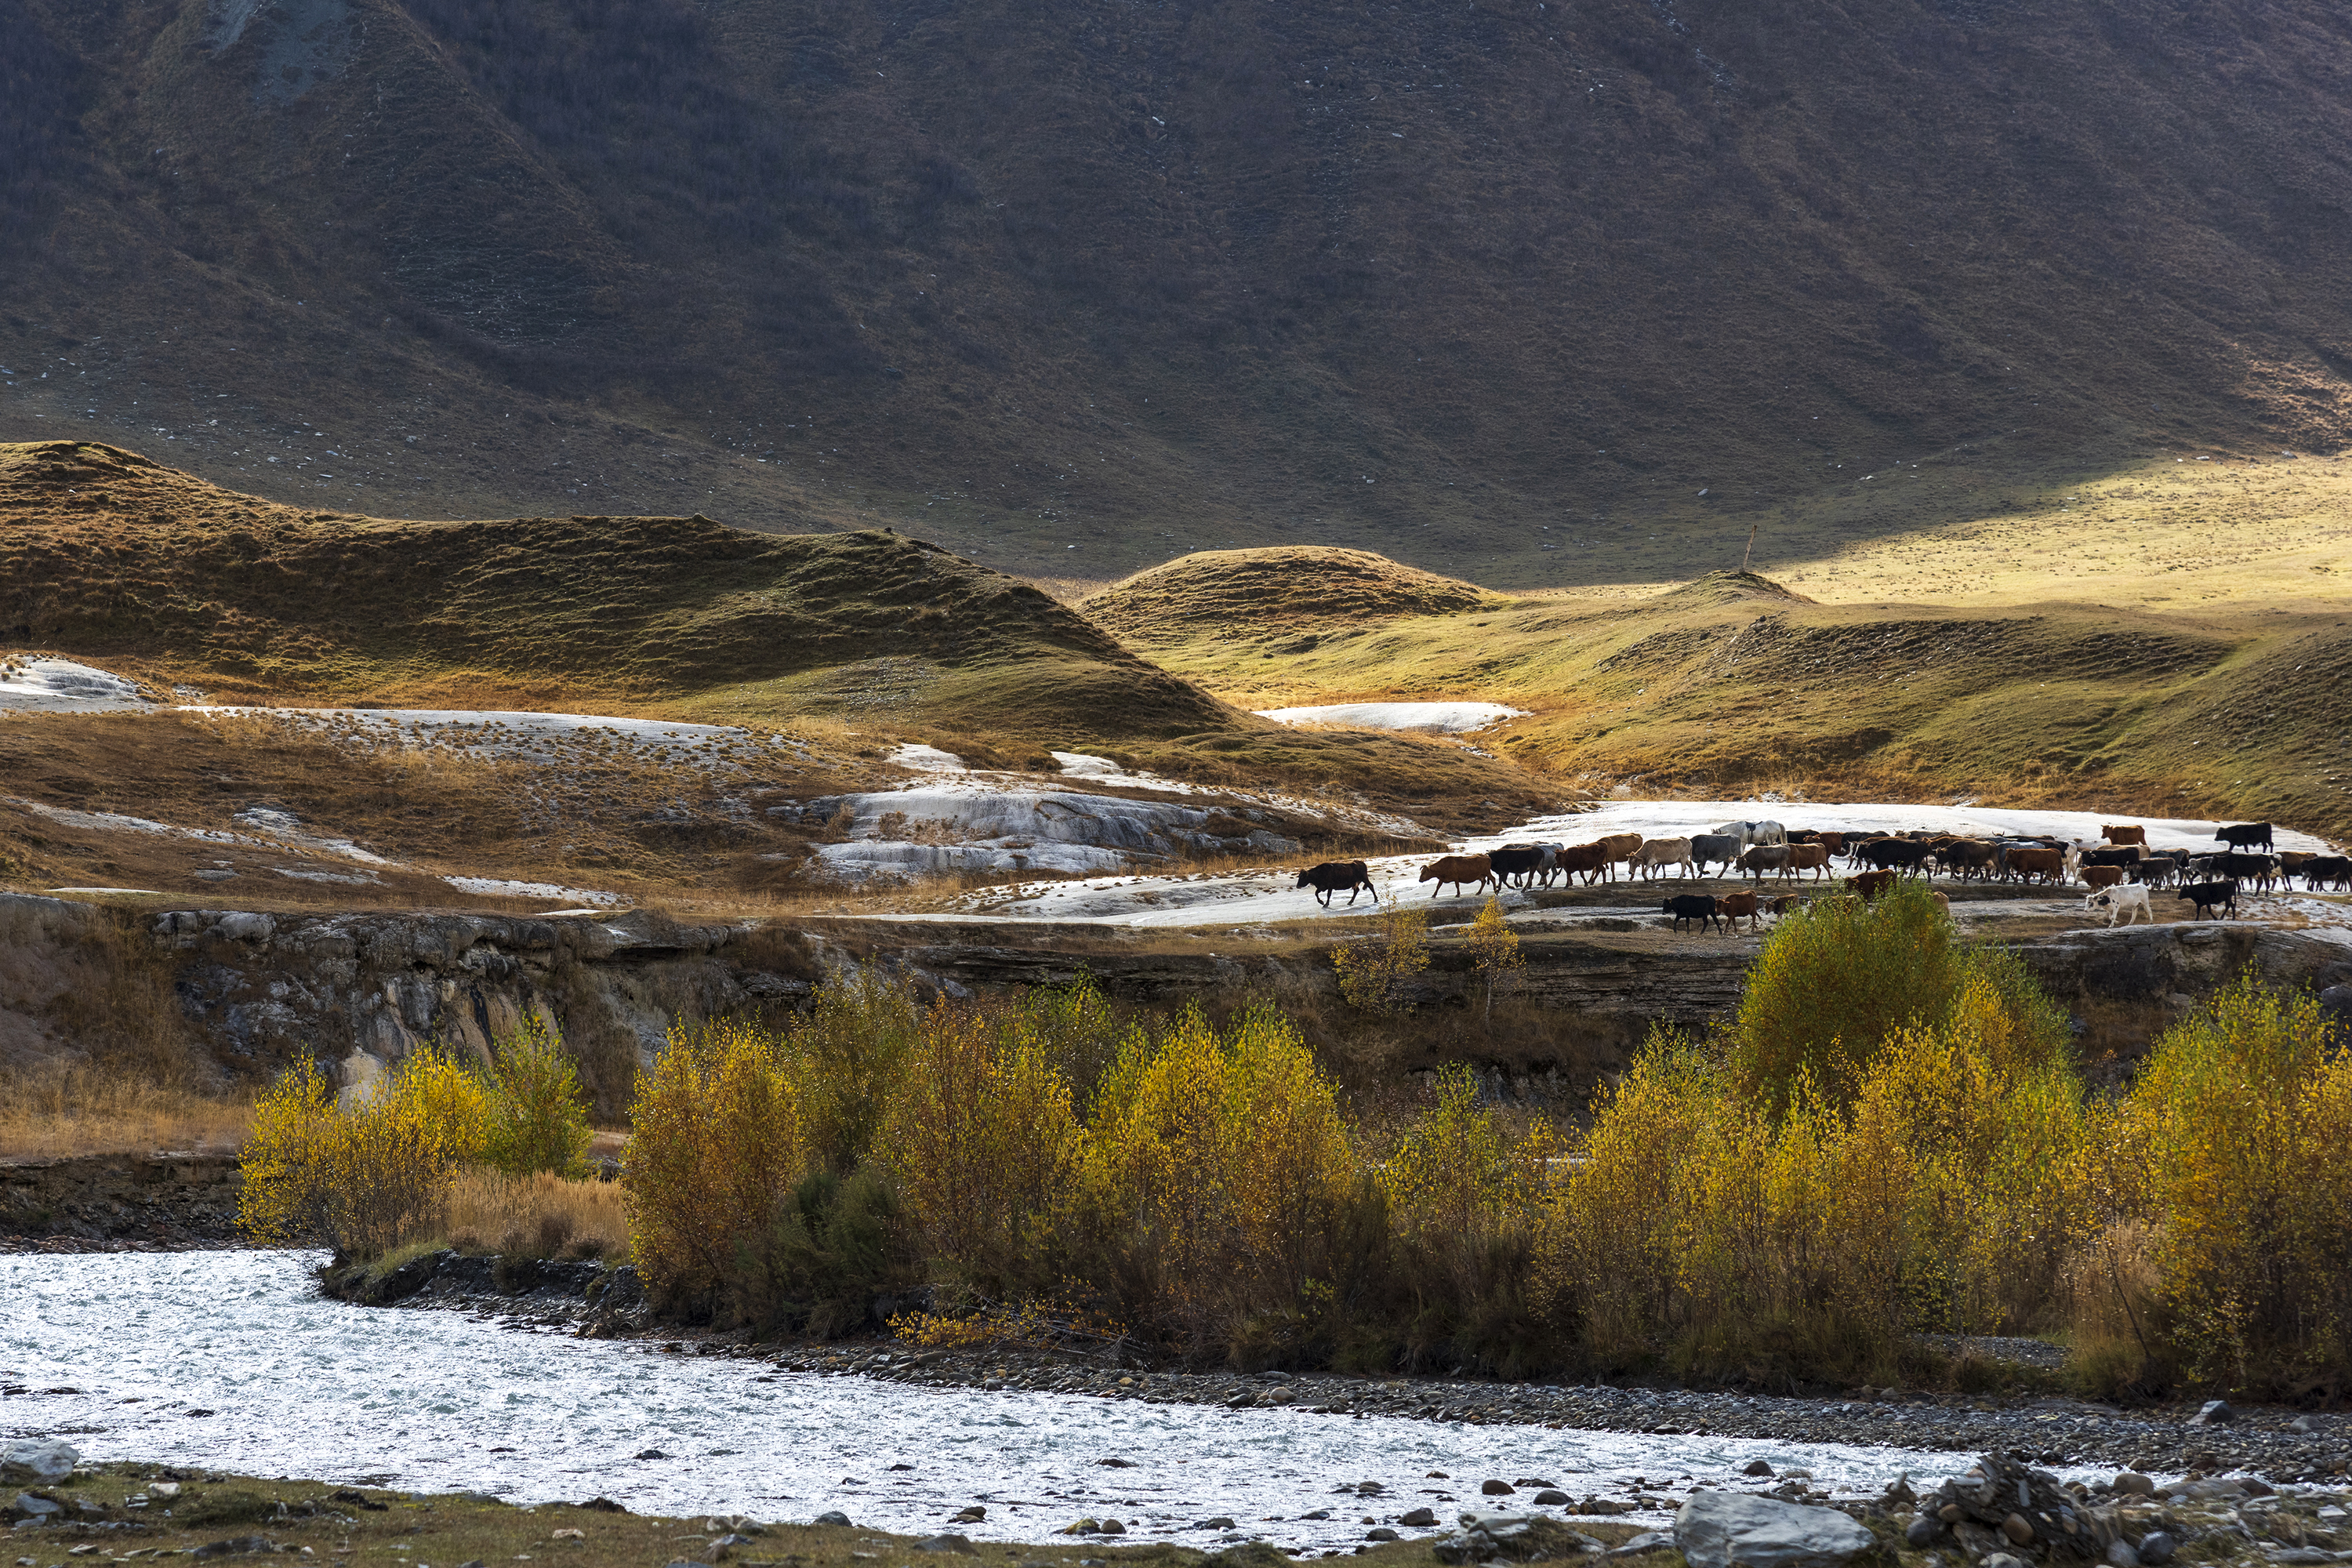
[[13, 1466, 1654, 1568]]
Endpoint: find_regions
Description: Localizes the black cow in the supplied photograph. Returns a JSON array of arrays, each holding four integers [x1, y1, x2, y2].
[[2178, 880, 2240, 920], [1294, 860, 1374, 907], [2078, 845, 2146, 869], [2132, 849, 2190, 888], [1857, 837, 1935, 877], [2217, 822, 2274, 853], [2302, 855, 2352, 892], [2198, 851, 2277, 891], [1487, 844, 1549, 889], [1664, 894, 1722, 934]]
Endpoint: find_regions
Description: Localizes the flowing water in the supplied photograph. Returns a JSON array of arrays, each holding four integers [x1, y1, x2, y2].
[[6, 1251, 1981, 1550]]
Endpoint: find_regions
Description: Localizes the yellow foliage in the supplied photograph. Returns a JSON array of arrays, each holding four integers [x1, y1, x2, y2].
[[2116, 973, 2352, 1382], [1463, 898, 1524, 1021], [878, 1000, 1082, 1291], [1333, 897, 1431, 1013], [623, 1019, 806, 1300], [238, 1047, 488, 1257]]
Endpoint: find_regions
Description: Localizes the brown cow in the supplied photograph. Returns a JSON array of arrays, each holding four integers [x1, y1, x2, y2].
[[2280, 851, 2316, 877], [2006, 846, 2067, 885], [1719, 889, 1762, 931], [1554, 842, 1610, 884], [2080, 865, 2125, 891], [1787, 843, 1831, 882], [1417, 854, 1494, 898], [1766, 895, 1806, 919], [1816, 831, 1849, 856], [1594, 832, 1645, 884], [2101, 824, 2148, 847], [1851, 869, 1898, 902]]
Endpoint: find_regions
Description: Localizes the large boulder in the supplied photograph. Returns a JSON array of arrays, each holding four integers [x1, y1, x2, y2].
[[0, 1440, 79, 1482], [1675, 1492, 1877, 1568]]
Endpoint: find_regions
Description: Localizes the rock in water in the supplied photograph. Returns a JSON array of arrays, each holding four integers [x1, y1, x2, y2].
[[812, 1512, 851, 1528], [0, 1440, 78, 1482], [1674, 1492, 1877, 1568]]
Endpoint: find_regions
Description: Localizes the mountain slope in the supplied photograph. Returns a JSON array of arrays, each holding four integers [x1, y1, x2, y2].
[[5, 0, 2352, 586]]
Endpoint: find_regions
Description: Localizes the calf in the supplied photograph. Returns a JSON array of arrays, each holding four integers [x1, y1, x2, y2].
[[1689, 833, 1744, 877], [2100, 824, 2148, 847], [1294, 860, 1374, 907], [2079, 865, 2126, 891], [2217, 822, 2274, 853], [1739, 844, 1795, 883], [2132, 850, 2189, 888], [1664, 893, 1722, 934], [1766, 895, 1806, 919], [1417, 854, 1494, 898], [2078, 845, 2147, 869], [1718, 889, 1762, 931], [1850, 869, 1898, 902], [1486, 844, 1548, 888], [2087, 884, 2154, 927], [2177, 880, 2240, 920], [1787, 842, 1832, 882], [1633, 837, 1696, 881]]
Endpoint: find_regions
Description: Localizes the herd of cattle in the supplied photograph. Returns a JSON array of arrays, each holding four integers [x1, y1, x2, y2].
[[1293, 817, 2347, 934]]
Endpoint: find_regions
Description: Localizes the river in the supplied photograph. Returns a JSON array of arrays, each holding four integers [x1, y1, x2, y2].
[[5, 1250, 1984, 1550]]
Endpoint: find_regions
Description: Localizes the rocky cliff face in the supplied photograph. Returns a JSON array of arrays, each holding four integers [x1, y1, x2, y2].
[[5, 894, 2346, 1116]]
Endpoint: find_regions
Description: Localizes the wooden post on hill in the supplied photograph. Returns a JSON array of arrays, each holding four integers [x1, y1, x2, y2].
[[1740, 523, 1758, 574]]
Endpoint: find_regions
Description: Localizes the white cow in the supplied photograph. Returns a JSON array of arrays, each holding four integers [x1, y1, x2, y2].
[[2086, 884, 2153, 927]]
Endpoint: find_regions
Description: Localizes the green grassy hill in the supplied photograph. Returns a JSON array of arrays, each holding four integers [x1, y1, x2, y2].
[[1098, 554, 2352, 841], [5, 0, 2352, 586], [0, 441, 1554, 817]]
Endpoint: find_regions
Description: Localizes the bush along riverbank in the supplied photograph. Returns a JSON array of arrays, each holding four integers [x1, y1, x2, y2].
[[7, 1446, 2352, 1568], [254, 884, 2352, 1403]]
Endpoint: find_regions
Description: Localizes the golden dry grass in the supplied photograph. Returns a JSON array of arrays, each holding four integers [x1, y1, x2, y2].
[[444, 1167, 633, 1263], [0, 1063, 251, 1159]]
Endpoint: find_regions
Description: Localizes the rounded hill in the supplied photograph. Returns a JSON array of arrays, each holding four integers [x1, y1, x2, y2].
[[1083, 548, 1512, 647]]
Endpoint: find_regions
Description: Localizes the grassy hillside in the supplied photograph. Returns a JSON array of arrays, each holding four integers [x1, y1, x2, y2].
[[5, 0, 2352, 586], [1102, 554, 2352, 842], [0, 441, 1555, 818]]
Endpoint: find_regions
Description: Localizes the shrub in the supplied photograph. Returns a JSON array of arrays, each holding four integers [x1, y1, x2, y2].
[[1333, 898, 1430, 1013], [2114, 972, 2352, 1386], [787, 967, 919, 1171], [481, 1014, 594, 1178], [624, 1019, 806, 1306], [1381, 1065, 1557, 1371], [238, 1048, 488, 1258], [1081, 1001, 1356, 1356], [1463, 898, 1523, 1022], [878, 998, 1082, 1296], [1729, 880, 2065, 1113]]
